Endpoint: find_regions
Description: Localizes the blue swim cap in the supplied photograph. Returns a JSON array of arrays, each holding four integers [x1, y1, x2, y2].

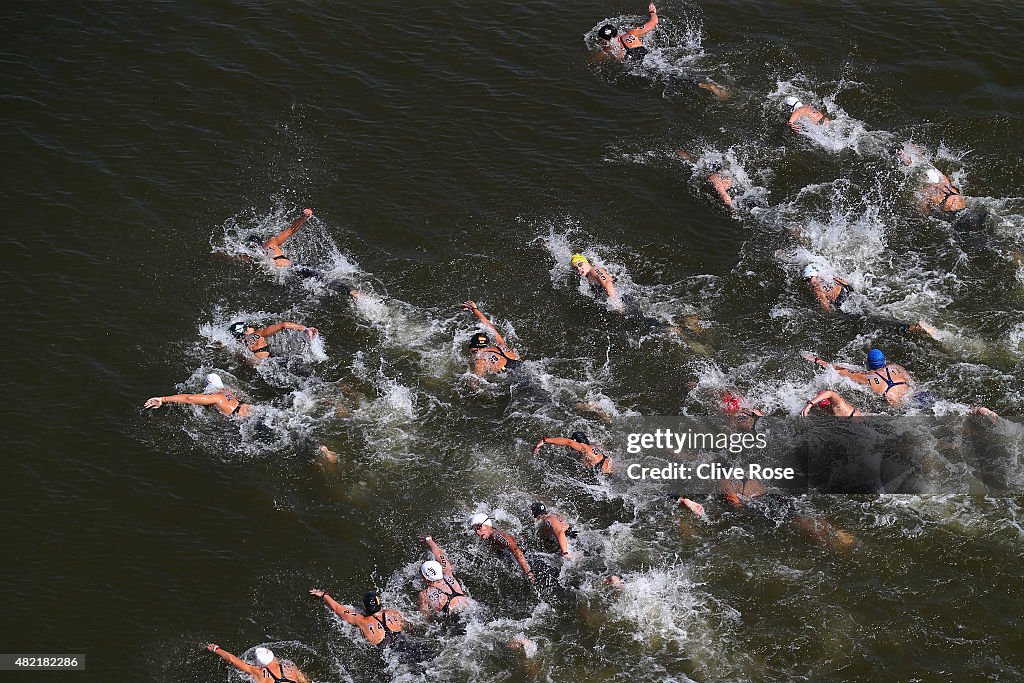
[[867, 349, 885, 370]]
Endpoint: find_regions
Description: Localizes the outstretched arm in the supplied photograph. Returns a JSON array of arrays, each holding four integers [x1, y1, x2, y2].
[[592, 266, 620, 303], [309, 589, 361, 626], [144, 393, 222, 409], [801, 353, 869, 385], [258, 321, 317, 339], [206, 644, 260, 679], [463, 300, 506, 346], [266, 208, 313, 249], [534, 436, 587, 455], [632, 3, 659, 37], [709, 174, 735, 209], [423, 536, 455, 575]]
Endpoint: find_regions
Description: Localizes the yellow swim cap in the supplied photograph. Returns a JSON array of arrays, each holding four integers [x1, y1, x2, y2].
[[570, 254, 589, 267]]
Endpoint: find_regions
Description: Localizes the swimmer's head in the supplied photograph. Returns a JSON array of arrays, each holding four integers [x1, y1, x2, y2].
[[530, 501, 547, 518], [229, 321, 249, 338], [785, 96, 803, 111], [598, 24, 618, 41], [205, 373, 224, 391], [802, 263, 821, 279], [570, 431, 589, 445], [254, 648, 275, 667], [819, 398, 831, 407], [867, 349, 886, 370], [469, 512, 493, 529], [925, 168, 943, 184], [468, 332, 489, 350], [570, 254, 590, 270], [420, 560, 443, 583], [363, 591, 382, 615], [722, 392, 743, 415]]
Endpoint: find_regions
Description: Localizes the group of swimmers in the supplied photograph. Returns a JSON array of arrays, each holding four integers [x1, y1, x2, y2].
[[141, 5, 1007, 680]]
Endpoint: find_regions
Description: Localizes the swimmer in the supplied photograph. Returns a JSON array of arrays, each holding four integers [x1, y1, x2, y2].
[[800, 263, 939, 338], [228, 321, 318, 360], [143, 373, 252, 417], [720, 479, 854, 550], [785, 96, 830, 132], [571, 254, 624, 312], [920, 167, 967, 214], [530, 502, 577, 560], [533, 431, 613, 475], [263, 208, 312, 268], [800, 390, 866, 417], [418, 536, 471, 618], [309, 588, 435, 663], [897, 149, 967, 214], [469, 513, 536, 584], [205, 644, 308, 683], [676, 150, 739, 209], [719, 391, 765, 432], [463, 300, 522, 376], [595, 3, 659, 63], [803, 349, 922, 409]]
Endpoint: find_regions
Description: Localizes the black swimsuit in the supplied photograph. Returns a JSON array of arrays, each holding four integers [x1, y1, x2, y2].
[[939, 186, 964, 212], [870, 367, 908, 396], [624, 45, 648, 61], [263, 664, 299, 683], [431, 577, 467, 615], [244, 333, 271, 356], [484, 346, 522, 372]]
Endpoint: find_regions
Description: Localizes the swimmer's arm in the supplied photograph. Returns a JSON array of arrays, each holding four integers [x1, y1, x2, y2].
[[424, 536, 455, 574], [709, 174, 735, 208], [502, 533, 535, 581], [145, 393, 222, 409], [463, 300, 507, 346], [470, 357, 489, 377], [813, 286, 835, 312], [537, 436, 584, 452], [206, 645, 261, 678], [266, 208, 312, 248], [632, 3, 659, 37], [258, 321, 317, 338], [593, 267, 619, 302], [418, 589, 433, 615], [552, 519, 571, 556], [309, 589, 359, 624]]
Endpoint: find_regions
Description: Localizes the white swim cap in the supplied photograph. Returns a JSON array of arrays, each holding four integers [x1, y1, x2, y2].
[[255, 648, 275, 666], [925, 168, 943, 183], [421, 560, 443, 582], [785, 96, 802, 109], [469, 513, 492, 528], [205, 373, 224, 390], [802, 263, 821, 278]]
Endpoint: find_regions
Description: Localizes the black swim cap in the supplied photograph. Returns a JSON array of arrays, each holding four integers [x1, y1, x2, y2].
[[598, 24, 618, 40], [363, 591, 382, 614], [571, 431, 589, 444], [531, 501, 547, 517], [468, 332, 489, 349], [229, 321, 248, 338]]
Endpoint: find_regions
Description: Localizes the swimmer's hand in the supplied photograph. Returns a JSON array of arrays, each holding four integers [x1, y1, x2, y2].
[[680, 498, 705, 517], [302, 207, 313, 217], [308, 588, 327, 599], [304, 326, 318, 339], [649, 3, 657, 13], [800, 351, 824, 365], [462, 300, 479, 312], [206, 643, 220, 653], [419, 535, 433, 546], [144, 397, 163, 409], [532, 439, 546, 456]]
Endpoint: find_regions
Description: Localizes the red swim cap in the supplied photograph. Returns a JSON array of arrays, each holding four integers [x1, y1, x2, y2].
[[722, 392, 743, 415]]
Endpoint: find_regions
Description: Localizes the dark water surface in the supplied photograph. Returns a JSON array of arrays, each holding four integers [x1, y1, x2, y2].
[[3, 1, 1023, 681]]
